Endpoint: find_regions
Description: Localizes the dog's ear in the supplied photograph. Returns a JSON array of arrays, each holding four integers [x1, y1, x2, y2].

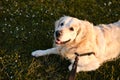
[[75, 20, 94, 43], [75, 20, 84, 43]]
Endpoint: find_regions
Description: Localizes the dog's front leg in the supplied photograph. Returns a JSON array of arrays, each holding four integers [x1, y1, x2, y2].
[[32, 47, 59, 57]]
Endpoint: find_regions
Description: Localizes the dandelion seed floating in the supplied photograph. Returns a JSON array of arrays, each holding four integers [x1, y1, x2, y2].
[[32, 14, 35, 17], [50, 13, 53, 15], [10, 31, 13, 34]]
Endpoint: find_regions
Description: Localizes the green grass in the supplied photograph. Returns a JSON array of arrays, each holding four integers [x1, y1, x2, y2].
[[0, 0, 120, 80]]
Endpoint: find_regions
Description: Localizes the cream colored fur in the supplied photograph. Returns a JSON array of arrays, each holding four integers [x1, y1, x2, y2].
[[32, 16, 120, 72]]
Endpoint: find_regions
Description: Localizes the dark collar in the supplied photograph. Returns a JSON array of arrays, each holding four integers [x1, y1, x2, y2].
[[75, 52, 95, 57]]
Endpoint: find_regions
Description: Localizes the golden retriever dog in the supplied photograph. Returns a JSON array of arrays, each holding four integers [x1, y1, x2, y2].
[[32, 16, 120, 72]]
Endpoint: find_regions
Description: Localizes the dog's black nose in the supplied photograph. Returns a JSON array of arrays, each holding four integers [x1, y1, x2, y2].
[[55, 30, 62, 37]]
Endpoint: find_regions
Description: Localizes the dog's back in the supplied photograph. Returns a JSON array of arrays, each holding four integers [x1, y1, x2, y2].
[[98, 21, 120, 61]]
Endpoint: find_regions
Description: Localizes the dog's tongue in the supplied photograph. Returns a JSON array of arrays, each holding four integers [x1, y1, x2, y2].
[[55, 40, 61, 44], [55, 39, 62, 44]]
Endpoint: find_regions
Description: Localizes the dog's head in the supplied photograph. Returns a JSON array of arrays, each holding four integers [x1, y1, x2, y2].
[[54, 16, 94, 45]]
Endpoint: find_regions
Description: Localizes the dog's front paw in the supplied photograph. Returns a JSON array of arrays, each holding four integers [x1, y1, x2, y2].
[[31, 50, 45, 57]]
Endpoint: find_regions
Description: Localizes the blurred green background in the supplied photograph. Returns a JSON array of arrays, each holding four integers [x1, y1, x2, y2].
[[0, 0, 120, 80]]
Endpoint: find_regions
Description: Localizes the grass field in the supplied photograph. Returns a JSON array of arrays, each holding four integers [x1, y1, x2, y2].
[[0, 0, 120, 80]]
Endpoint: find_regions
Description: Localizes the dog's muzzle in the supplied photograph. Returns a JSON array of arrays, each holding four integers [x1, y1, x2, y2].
[[55, 30, 71, 44]]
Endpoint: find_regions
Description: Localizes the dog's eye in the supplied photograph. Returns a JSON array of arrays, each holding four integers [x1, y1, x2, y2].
[[69, 27, 74, 31], [60, 23, 64, 26]]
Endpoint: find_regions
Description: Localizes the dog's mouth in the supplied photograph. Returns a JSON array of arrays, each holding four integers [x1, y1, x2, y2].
[[55, 39, 71, 45]]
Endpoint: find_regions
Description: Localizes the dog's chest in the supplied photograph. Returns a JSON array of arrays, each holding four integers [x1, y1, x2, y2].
[[58, 43, 96, 60], [58, 46, 77, 59]]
